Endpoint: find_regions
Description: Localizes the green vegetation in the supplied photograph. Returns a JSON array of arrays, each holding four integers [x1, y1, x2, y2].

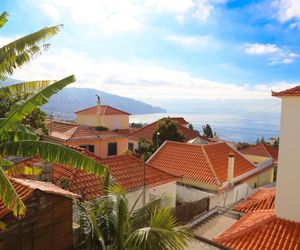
[[95, 125, 109, 131], [152, 117, 185, 148], [0, 11, 105, 218], [78, 171, 191, 249], [202, 124, 214, 138]]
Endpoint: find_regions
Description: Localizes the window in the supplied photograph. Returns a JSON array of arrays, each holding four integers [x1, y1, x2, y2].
[[108, 142, 117, 156], [79, 144, 95, 153], [128, 142, 134, 151]]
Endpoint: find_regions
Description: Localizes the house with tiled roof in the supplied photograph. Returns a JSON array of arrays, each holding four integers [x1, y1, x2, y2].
[[240, 143, 278, 164], [14, 153, 177, 209], [75, 96, 131, 130], [213, 86, 300, 250], [127, 117, 205, 150], [0, 178, 79, 249], [44, 120, 129, 158], [147, 141, 274, 208]]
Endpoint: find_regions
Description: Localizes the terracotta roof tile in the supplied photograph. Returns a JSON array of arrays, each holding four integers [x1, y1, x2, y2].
[[215, 209, 300, 250], [272, 86, 300, 97], [128, 118, 202, 143], [101, 155, 177, 191], [75, 105, 131, 115], [0, 178, 79, 219], [240, 143, 278, 161], [234, 188, 275, 213], [147, 141, 256, 187], [48, 120, 123, 141]]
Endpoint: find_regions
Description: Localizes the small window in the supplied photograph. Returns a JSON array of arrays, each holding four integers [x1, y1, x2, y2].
[[128, 143, 134, 151], [108, 143, 117, 156], [79, 144, 95, 153]]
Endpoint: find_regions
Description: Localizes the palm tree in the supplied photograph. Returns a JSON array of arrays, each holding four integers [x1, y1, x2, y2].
[[78, 173, 192, 250], [0, 11, 106, 217]]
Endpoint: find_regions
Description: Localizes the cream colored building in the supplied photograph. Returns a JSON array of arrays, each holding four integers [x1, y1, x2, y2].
[[75, 99, 130, 130]]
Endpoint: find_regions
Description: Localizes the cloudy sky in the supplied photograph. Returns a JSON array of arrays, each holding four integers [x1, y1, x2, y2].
[[1, 0, 300, 111]]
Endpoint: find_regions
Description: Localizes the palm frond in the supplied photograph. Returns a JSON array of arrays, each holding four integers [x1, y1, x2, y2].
[[0, 25, 62, 80], [0, 12, 8, 29], [0, 166, 26, 217], [0, 80, 51, 97], [0, 75, 75, 140], [0, 140, 105, 176], [126, 208, 192, 250]]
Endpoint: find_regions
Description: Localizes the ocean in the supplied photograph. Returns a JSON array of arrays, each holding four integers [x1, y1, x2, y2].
[[130, 112, 280, 143]]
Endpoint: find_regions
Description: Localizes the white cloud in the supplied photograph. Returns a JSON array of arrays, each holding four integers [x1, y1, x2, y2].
[[164, 34, 212, 47], [10, 49, 297, 102], [244, 43, 299, 64], [27, 0, 226, 34], [273, 0, 300, 23]]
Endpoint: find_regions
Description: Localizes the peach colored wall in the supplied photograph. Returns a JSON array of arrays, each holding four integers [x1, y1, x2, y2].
[[76, 114, 129, 130], [66, 137, 128, 158]]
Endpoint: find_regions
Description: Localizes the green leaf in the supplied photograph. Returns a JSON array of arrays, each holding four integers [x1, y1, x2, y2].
[[0, 75, 75, 140], [0, 25, 62, 80], [0, 140, 106, 176], [0, 80, 51, 97], [0, 167, 26, 218], [0, 12, 8, 30]]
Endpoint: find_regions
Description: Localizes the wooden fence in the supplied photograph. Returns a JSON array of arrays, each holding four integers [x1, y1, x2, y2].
[[175, 197, 210, 223]]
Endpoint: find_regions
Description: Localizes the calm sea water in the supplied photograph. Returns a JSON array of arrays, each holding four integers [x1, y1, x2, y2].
[[130, 113, 280, 143]]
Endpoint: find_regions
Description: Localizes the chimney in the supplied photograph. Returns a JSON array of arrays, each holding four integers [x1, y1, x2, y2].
[[96, 95, 101, 115], [33, 161, 53, 182], [273, 87, 300, 222], [227, 152, 235, 186]]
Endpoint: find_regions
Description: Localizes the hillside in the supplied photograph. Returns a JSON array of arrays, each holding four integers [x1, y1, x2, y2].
[[42, 87, 166, 119]]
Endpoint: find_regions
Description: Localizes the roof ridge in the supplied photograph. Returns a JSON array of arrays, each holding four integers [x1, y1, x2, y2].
[[202, 145, 222, 186], [215, 209, 275, 243]]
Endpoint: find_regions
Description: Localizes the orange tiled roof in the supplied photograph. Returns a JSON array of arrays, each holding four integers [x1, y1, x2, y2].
[[101, 155, 177, 191], [14, 156, 103, 201], [240, 143, 278, 161], [147, 141, 256, 187], [75, 105, 131, 115], [0, 178, 80, 219], [234, 188, 275, 213], [48, 121, 123, 141], [13, 153, 176, 200], [215, 209, 300, 250], [272, 85, 300, 97], [128, 118, 201, 143]]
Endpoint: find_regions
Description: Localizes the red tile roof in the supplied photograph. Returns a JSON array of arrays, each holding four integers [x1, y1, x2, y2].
[[128, 118, 202, 143], [13, 156, 104, 200], [240, 143, 278, 161], [272, 85, 300, 97], [48, 120, 123, 141], [75, 105, 131, 115], [147, 141, 256, 187], [0, 178, 80, 219], [13, 153, 176, 200], [101, 155, 177, 191], [215, 209, 300, 250], [234, 188, 275, 213]]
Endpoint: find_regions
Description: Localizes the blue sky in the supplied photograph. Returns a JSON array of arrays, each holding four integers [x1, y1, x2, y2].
[[1, 0, 300, 111]]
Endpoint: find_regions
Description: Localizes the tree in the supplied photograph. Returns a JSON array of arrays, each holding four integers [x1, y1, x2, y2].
[[152, 117, 185, 148], [188, 123, 194, 131], [0, 11, 106, 218], [0, 92, 48, 134], [202, 124, 214, 138], [136, 138, 154, 161], [78, 172, 191, 250]]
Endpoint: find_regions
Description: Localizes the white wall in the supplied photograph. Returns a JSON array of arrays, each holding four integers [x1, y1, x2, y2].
[[275, 97, 300, 221], [176, 183, 252, 210], [177, 185, 214, 203], [209, 183, 251, 209], [126, 181, 177, 210]]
